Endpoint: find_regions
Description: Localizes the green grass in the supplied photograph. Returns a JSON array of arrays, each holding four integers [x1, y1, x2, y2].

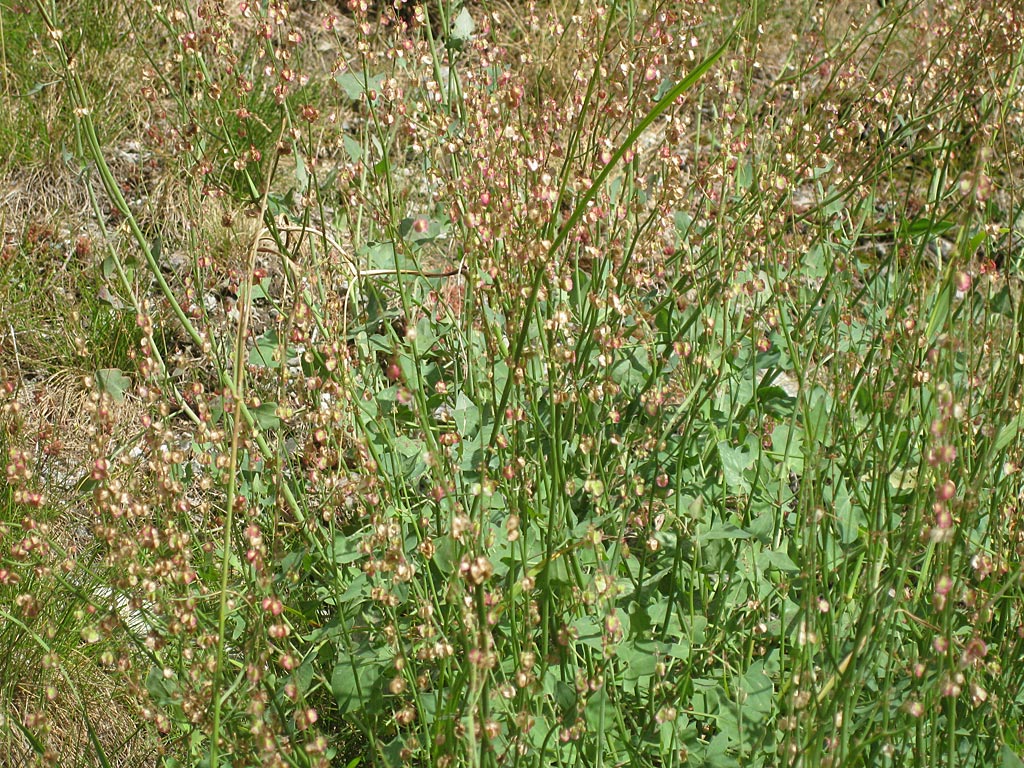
[[2, 0, 1024, 766], [0, 0, 131, 169], [1, 236, 140, 379]]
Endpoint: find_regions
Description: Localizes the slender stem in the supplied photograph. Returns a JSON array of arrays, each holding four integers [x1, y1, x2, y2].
[[209, 122, 281, 768], [487, 30, 737, 460], [31, 0, 325, 560]]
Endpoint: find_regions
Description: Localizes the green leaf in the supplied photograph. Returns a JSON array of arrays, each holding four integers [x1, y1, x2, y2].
[[735, 661, 773, 721], [831, 480, 863, 545], [335, 71, 386, 100], [249, 277, 274, 302], [571, 614, 604, 650], [966, 227, 988, 255], [453, 392, 480, 438], [718, 440, 753, 493], [101, 253, 134, 283], [291, 659, 315, 697], [449, 7, 475, 44], [362, 240, 415, 272], [802, 243, 830, 281], [888, 465, 919, 498], [609, 346, 652, 391], [616, 639, 661, 683], [583, 686, 611, 729], [394, 435, 425, 458], [768, 423, 803, 472], [698, 522, 750, 542], [757, 548, 799, 573], [12, 717, 47, 755], [146, 665, 179, 707], [986, 284, 1016, 319], [294, 150, 309, 193], [266, 190, 296, 218], [399, 215, 450, 247], [899, 217, 957, 239], [994, 413, 1024, 453], [803, 386, 833, 444], [250, 330, 281, 368], [95, 368, 131, 403], [1000, 745, 1024, 768], [925, 278, 952, 345], [413, 316, 439, 351], [543, 668, 577, 711], [333, 536, 362, 565], [331, 654, 381, 714], [735, 158, 753, 191], [673, 210, 694, 238], [250, 402, 280, 430], [337, 573, 369, 604], [342, 135, 363, 163]]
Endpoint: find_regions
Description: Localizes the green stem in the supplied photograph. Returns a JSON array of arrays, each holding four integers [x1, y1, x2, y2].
[[208, 124, 279, 768], [33, 0, 325, 560], [486, 24, 738, 472]]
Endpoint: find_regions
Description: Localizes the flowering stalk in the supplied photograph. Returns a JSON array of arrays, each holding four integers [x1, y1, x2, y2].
[[30, 0, 322, 554]]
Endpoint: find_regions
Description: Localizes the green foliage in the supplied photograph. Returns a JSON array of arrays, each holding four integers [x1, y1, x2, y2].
[[3, 0, 1024, 766]]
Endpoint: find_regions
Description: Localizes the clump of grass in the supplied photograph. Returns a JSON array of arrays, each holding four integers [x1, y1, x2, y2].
[[2, 0, 1024, 766]]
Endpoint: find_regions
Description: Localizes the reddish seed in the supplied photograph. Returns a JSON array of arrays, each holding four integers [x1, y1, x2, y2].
[[935, 480, 956, 502]]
